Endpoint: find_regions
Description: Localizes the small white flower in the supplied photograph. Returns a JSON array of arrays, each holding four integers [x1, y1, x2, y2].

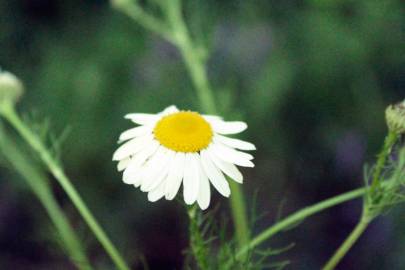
[[113, 105, 255, 210]]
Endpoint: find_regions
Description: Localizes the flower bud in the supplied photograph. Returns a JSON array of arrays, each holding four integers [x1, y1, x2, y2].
[[0, 71, 24, 106], [386, 100, 405, 134], [110, 0, 130, 9]]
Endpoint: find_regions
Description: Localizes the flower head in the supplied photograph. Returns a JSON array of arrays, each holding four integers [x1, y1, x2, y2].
[[0, 70, 23, 107], [113, 105, 255, 210], [386, 100, 405, 135]]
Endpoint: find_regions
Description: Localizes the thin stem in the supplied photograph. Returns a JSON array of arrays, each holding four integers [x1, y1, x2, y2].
[[322, 215, 371, 270], [0, 105, 130, 270], [163, 0, 250, 249], [229, 181, 250, 249], [234, 131, 399, 262], [370, 131, 398, 195], [0, 126, 92, 270], [163, 0, 217, 114], [112, 0, 173, 42], [234, 187, 367, 260], [178, 40, 217, 115], [322, 131, 398, 270], [113, 0, 217, 116], [187, 205, 209, 270]]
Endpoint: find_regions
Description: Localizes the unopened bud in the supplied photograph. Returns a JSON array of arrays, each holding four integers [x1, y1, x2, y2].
[[0, 71, 24, 106], [386, 100, 405, 134], [110, 0, 130, 9]]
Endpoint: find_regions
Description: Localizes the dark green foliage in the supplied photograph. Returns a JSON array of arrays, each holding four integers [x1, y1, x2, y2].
[[0, 0, 403, 268]]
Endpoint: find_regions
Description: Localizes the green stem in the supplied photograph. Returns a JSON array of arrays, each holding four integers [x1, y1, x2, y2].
[[369, 131, 398, 195], [234, 187, 367, 260], [111, 0, 173, 42], [179, 40, 217, 115], [228, 127, 399, 267], [164, 0, 250, 249], [322, 215, 371, 270], [164, 0, 217, 115], [187, 205, 208, 270], [322, 131, 398, 270], [0, 126, 92, 270], [229, 181, 250, 249], [0, 104, 130, 270]]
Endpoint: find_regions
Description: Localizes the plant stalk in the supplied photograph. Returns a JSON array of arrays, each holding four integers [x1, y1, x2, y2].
[[187, 205, 208, 270], [369, 131, 398, 195], [0, 104, 130, 270], [322, 215, 371, 270], [229, 181, 250, 249], [234, 187, 367, 260], [164, 0, 250, 249], [0, 125, 92, 270], [323, 131, 398, 269]]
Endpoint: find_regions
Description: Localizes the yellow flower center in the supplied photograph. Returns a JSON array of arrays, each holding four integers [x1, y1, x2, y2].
[[153, 111, 213, 153]]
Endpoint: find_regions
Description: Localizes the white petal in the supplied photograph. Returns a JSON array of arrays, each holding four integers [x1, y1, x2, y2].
[[165, 152, 186, 200], [148, 183, 166, 202], [206, 119, 247, 135], [210, 143, 254, 167], [113, 134, 153, 161], [124, 162, 146, 186], [200, 150, 230, 197], [122, 140, 159, 184], [197, 158, 211, 210], [119, 126, 152, 142], [207, 148, 243, 183], [141, 150, 174, 192], [124, 113, 159, 125], [140, 148, 170, 192], [127, 145, 164, 186], [117, 157, 131, 172], [132, 170, 145, 187], [202, 115, 223, 122], [160, 105, 179, 115], [183, 153, 200, 205], [214, 135, 256, 151], [143, 162, 170, 192]]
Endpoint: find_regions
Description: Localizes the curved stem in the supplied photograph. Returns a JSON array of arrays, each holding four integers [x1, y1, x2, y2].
[[1, 105, 130, 270], [111, 0, 173, 42], [322, 215, 371, 270], [163, 0, 217, 115], [234, 187, 368, 260], [235, 129, 399, 262], [0, 126, 92, 270], [323, 131, 398, 270]]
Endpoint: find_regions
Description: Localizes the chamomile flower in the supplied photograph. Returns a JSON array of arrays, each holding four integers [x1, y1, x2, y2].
[[113, 105, 255, 210]]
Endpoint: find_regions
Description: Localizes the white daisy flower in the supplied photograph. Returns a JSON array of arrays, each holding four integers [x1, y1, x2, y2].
[[113, 105, 255, 210]]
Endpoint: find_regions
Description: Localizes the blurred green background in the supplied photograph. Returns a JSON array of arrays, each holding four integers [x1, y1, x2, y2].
[[0, 0, 404, 269]]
